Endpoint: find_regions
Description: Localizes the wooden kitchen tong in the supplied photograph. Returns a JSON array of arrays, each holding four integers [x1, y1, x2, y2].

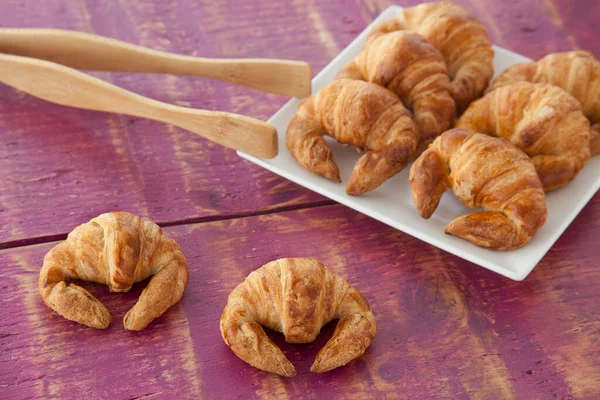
[[0, 29, 313, 158]]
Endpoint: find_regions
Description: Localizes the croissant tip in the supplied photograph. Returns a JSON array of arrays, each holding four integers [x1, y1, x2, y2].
[[309, 363, 322, 373], [84, 321, 111, 330], [310, 360, 336, 374], [123, 325, 141, 332], [123, 320, 148, 331], [271, 361, 297, 377], [345, 187, 361, 196], [345, 179, 370, 195], [77, 314, 111, 329], [100, 317, 112, 329], [309, 365, 323, 374], [418, 208, 434, 219], [444, 219, 463, 236], [322, 169, 341, 183], [122, 310, 149, 331]]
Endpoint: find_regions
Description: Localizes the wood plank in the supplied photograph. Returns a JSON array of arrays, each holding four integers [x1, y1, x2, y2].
[[1, 195, 598, 399]]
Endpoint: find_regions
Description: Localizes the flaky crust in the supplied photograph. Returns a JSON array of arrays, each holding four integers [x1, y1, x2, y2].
[[286, 79, 418, 195], [337, 31, 455, 153], [220, 258, 377, 377], [368, 1, 494, 113], [456, 82, 591, 191], [487, 51, 600, 155], [39, 212, 188, 331], [409, 129, 547, 250]]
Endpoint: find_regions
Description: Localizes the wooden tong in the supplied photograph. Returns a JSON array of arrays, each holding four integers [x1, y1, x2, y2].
[[0, 29, 313, 158]]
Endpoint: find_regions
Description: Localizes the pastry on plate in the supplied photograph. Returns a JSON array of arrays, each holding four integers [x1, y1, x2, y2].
[[39, 211, 188, 331], [286, 79, 418, 195], [220, 258, 377, 377], [337, 30, 455, 154], [486, 50, 600, 155], [409, 129, 547, 250], [456, 82, 591, 191], [368, 1, 494, 113]]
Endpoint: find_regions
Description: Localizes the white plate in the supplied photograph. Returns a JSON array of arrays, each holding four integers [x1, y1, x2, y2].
[[238, 6, 600, 281]]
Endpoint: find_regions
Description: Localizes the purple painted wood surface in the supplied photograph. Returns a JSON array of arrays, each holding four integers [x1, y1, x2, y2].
[[1, 0, 600, 399], [1, 200, 599, 399]]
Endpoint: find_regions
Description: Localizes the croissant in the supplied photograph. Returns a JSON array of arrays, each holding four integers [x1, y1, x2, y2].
[[593, 123, 600, 156], [337, 30, 455, 154], [220, 258, 377, 377], [486, 51, 600, 155], [39, 212, 188, 331], [409, 129, 547, 250], [286, 79, 418, 195], [456, 82, 591, 191], [367, 1, 494, 113]]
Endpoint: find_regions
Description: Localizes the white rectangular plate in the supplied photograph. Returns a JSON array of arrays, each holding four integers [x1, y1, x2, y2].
[[238, 6, 600, 280]]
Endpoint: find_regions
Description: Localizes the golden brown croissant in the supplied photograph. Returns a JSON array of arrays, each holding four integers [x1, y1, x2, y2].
[[39, 212, 188, 331], [456, 82, 591, 191], [286, 79, 418, 195], [337, 31, 455, 154], [368, 1, 494, 113], [487, 51, 600, 155], [220, 258, 377, 377], [409, 129, 547, 250]]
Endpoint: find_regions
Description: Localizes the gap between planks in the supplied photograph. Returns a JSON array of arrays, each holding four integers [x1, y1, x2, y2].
[[0, 199, 336, 251]]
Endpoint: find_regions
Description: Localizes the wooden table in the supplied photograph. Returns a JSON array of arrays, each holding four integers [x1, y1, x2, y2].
[[1, 1, 599, 399]]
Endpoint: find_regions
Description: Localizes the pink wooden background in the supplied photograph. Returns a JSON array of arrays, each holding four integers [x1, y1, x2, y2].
[[1, 0, 599, 399]]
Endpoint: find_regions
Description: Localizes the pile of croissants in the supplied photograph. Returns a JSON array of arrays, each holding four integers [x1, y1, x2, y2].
[[286, 0, 599, 251]]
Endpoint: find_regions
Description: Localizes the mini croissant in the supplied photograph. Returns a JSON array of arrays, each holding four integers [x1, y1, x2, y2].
[[337, 30, 456, 153], [410, 129, 547, 250], [486, 51, 600, 155], [220, 258, 377, 377], [456, 82, 591, 191], [286, 79, 418, 195], [39, 212, 188, 331], [368, 1, 494, 113]]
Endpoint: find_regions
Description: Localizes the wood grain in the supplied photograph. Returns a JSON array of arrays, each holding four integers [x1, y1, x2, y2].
[[1, 198, 598, 399], [1, 0, 600, 398]]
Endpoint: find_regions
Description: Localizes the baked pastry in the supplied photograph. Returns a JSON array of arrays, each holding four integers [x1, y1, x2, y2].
[[286, 79, 418, 195], [593, 123, 600, 156], [337, 30, 455, 153], [487, 51, 600, 155], [409, 129, 547, 250], [368, 1, 494, 113], [39, 212, 188, 331], [456, 82, 591, 191], [220, 258, 377, 377]]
